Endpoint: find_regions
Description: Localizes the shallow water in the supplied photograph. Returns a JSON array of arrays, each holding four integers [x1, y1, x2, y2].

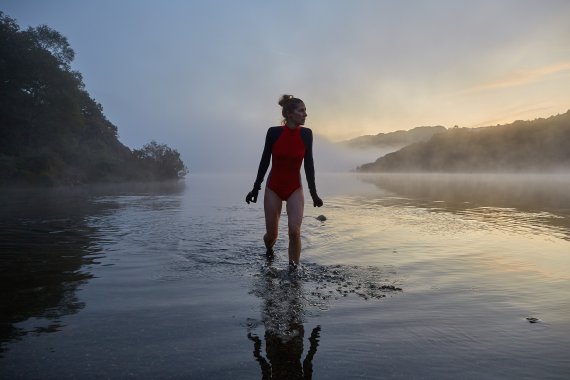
[[1, 173, 569, 379]]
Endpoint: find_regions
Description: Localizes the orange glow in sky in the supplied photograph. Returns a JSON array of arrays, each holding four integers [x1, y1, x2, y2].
[[4, 1, 570, 169]]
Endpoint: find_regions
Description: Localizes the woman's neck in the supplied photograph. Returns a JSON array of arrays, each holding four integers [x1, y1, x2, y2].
[[285, 121, 298, 129]]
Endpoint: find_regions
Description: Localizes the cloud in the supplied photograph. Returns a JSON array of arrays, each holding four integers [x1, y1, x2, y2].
[[4, 0, 570, 167], [466, 62, 570, 93]]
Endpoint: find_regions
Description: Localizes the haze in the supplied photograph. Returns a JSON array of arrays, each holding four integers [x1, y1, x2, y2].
[[3, 0, 570, 172]]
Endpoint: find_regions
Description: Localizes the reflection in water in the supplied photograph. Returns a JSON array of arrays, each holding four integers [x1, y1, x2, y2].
[[358, 173, 570, 208], [359, 173, 570, 240], [247, 257, 402, 379], [0, 189, 106, 356], [0, 181, 185, 357], [248, 326, 321, 380], [247, 264, 320, 379]]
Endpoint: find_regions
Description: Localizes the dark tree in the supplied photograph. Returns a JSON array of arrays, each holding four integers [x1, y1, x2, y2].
[[0, 12, 188, 185], [133, 141, 188, 180]]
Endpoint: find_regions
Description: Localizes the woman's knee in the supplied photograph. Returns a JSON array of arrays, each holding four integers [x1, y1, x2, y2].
[[288, 225, 301, 240], [265, 230, 278, 242]]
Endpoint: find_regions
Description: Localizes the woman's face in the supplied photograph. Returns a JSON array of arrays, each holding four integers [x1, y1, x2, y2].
[[287, 103, 307, 126]]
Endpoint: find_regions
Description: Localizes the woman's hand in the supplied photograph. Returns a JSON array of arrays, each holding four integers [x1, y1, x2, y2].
[[310, 191, 323, 207], [245, 188, 259, 204]]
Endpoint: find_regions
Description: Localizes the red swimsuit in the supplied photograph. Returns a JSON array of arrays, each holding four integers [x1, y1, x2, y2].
[[267, 126, 305, 200], [253, 125, 317, 201]]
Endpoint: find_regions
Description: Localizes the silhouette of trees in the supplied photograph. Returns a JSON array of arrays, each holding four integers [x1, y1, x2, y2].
[[0, 12, 187, 185], [344, 126, 446, 149], [358, 111, 570, 172], [133, 141, 188, 180]]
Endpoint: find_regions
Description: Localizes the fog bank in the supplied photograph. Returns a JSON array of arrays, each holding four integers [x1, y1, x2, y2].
[[181, 132, 397, 174]]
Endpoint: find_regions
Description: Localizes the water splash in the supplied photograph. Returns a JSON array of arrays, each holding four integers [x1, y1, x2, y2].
[[248, 260, 402, 338]]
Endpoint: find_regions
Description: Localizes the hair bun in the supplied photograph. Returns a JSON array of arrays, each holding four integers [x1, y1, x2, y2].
[[278, 94, 294, 107]]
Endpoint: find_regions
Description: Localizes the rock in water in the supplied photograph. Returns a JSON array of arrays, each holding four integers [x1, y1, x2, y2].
[[316, 215, 327, 222]]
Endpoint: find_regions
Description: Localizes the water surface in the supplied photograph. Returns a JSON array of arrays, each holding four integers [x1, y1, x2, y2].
[[1, 173, 569, 379]]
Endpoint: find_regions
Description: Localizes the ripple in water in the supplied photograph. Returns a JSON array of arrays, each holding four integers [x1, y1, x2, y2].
[[247, 260, 402, 338]]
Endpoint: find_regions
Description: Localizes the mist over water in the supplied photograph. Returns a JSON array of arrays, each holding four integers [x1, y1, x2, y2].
[[358, 172, 570, 208], [221, 134, 398, 174], [313, 136, 401, 173], [1, 173, 569, 379]]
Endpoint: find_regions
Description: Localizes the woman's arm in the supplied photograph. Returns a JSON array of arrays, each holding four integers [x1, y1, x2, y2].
[[253, 127, 278, 190], [302, 128, 323, 207], [302, 128, 316, 194]]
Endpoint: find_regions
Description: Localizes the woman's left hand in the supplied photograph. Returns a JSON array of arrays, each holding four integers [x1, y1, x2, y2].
[[310, 191, 323, 207]]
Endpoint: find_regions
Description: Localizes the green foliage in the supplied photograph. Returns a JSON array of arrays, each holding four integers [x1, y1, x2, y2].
[[28, 24, 75, 70], [133, 141, 188, 180], [357, 111, 570, 173], [0, 12, 188, 186]]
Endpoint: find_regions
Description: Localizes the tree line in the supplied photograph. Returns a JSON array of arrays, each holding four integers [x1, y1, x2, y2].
[[0, 12, 188, 186], [343, 126, 447, 150], [357, 110, 570, 172]]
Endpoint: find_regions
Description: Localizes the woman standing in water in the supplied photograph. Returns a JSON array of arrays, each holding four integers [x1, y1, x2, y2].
[[246, 95, 323, 271]]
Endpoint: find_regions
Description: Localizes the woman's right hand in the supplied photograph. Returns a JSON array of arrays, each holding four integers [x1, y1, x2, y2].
[[245, 188, 259, 204]]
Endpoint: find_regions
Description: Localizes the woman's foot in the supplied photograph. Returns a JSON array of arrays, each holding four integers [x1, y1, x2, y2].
[[288, 261, 299, 272]]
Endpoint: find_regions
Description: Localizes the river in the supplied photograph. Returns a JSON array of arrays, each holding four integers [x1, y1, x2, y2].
[[1, 173, 569, 379]]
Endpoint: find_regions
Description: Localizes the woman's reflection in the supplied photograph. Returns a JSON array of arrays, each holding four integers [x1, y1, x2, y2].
[[247, 265, 321, 379]]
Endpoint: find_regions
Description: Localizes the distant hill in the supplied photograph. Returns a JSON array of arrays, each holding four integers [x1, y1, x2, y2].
[[343, 126, 447, 149], [357, 111, 570, 172], [0, 12, 187, 186]]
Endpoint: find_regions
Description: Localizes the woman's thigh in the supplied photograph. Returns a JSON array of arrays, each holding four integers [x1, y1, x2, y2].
[[286, 187, 304, 230], [264, 187, 282, 234]]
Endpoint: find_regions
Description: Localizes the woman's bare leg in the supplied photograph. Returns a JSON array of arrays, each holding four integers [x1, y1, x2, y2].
[[264, 188, 282, 253], [286, 188, 304, 265]]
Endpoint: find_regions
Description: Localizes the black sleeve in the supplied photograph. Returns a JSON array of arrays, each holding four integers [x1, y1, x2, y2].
[[301, 128, 317, 194], [253, 127, 278, 190]]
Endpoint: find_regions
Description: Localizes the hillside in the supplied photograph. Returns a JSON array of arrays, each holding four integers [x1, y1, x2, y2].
[[343, 126, 447, 149], [357, 111, 570, 172], [0, 13, 187, 186]]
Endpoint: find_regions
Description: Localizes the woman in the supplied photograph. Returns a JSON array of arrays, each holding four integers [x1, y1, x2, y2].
[[245, 95, 323, 271]]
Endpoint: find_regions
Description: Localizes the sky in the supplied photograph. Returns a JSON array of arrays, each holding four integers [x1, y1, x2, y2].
[[3, 0, 570, 172]]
